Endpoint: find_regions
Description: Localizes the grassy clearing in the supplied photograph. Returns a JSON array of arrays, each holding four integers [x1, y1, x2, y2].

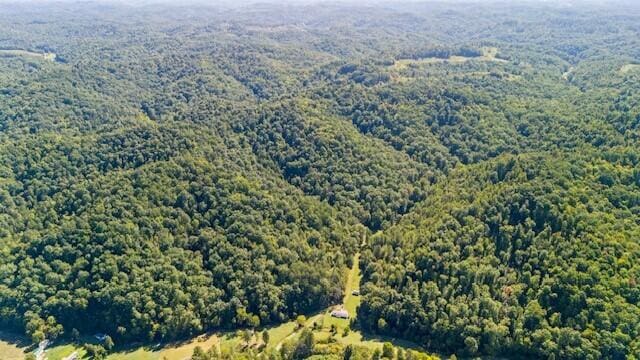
[[0, 49, 56, 61], [620, 63, 640, 74], [157, 334, 218, 359], [272, 313, 325, 350], [344, 253, 361, 316], [265, 320, 298, 349], [43, 320, 310, 360], [45, 335, 219, 360], [391, 46, 506, 70], [108, 347, 158, 360], [45, 344, 87, 360], [39, 314, 324, 360]]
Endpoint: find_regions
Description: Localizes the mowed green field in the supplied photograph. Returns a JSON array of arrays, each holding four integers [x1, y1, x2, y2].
[[43, 334, 219, 360], [45, 344, 88, 360], [41, 321, 305, 360]]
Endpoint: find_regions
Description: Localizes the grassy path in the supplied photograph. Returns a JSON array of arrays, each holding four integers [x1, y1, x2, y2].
[[343, 230, 367, 317], [343, 253, 361, 316]]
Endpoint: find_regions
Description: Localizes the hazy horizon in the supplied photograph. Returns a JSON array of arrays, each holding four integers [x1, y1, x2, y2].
[[0, 0, 632, 5]]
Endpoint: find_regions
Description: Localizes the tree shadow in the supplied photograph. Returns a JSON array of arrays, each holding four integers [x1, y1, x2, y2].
[[358, 331, 427, 352], [0, 330, 34, 353]]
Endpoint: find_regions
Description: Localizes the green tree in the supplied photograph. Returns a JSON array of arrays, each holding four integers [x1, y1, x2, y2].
[[372, 348, 382, 360], [31, 330, 45, 344], [344, 344, 355, 360], [397, 349, 406, 360], [464, 337, 478, 355], [293, 329, 314, 359], [103, 335, 114, 351], [296, 315, 307, 329], [192, 346, 205, 360], [85, 344, 107, 360], [382, 342, 394, 358], [242, 330, 252, 344], [377, 319, 387, 332], [71, 328, 80, 341]]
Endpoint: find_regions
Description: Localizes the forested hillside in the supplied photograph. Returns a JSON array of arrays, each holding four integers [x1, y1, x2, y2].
[[0, 0, 640, 359], [359, 150, 640, 358]]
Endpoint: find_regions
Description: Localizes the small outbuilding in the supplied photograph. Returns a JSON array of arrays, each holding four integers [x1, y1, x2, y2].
[[330, 308, 349, 319]]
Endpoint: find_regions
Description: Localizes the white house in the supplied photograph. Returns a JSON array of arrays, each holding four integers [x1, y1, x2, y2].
[[330, 308, 349, 319]]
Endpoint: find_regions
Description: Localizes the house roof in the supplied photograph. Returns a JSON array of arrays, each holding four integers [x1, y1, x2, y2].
[[331, 309, 349, 317]]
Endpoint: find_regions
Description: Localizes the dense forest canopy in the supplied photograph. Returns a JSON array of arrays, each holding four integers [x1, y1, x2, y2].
[[0, 0, 640, 358]]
